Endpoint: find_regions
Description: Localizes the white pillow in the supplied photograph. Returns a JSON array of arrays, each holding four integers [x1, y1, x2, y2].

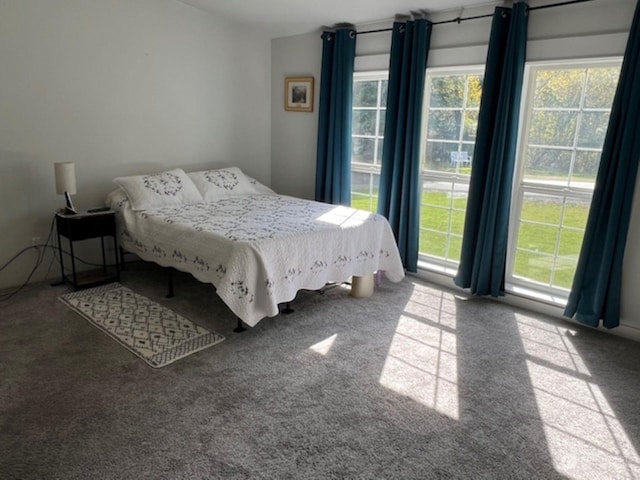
[[187, 167, 259, 201], [245, 175, 276, 194], [105, 188, 130, 212], [113, 168, 203, 211]]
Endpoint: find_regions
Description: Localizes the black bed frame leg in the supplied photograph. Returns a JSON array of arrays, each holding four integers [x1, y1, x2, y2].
[[166, 268, 174, 298], [119, 247, 127, 271], [233, 317, 246, 333], [282, 302, 294, 314]]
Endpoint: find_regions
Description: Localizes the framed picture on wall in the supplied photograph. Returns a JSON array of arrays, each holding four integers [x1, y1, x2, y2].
[[284, 76, 314, 112]]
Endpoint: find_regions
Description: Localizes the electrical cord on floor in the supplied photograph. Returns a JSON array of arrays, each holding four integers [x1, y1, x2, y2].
[[0, 216, 124, 302], [0, 216, 56, 302]]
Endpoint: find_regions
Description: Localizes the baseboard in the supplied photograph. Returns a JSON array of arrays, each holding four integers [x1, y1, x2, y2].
[[411, 268, 640, 344]]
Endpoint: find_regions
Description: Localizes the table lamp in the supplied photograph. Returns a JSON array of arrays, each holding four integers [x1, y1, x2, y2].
[[54, 162, 77, 214]]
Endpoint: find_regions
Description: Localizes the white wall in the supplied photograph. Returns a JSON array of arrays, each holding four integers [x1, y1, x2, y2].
[[270, 32, 322, 199], [270, 0, 640, 338], [0, 0, 271, 290]]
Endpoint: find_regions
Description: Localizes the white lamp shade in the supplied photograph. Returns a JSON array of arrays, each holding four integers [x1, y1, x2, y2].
[[54, 162, 76, 195]]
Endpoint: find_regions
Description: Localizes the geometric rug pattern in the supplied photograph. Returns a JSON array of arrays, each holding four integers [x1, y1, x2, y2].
[[59, 283, 225, 368]]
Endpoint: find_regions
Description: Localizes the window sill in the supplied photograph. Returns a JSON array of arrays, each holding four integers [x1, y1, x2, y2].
[[415, 259, 568, 319], [505, 284, 568, 309]]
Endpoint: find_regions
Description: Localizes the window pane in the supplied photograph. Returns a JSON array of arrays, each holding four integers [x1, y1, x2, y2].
[[518, 223, 558, 255], [353, 81, 379, 107], [558, 229, 584, 256], [448, 235, 463, 262], [571, 150, 600, 186], [377, 109, 386, 136], [577, 111, 610, 149], [552, 257, 578, 289], [520, 193, 562, 225], [462, 110, 479, 142], [376, 140, 384, 164], [422, 204, 450, 232], [420, 69, 482, 268], [529, 111, 578, 147], [352, 110, 377, 136], [424, 141, 459, 172], [427, 110, 462, 141], [513, 250, 552, 285], [352, 137, 375, 163], [509, 62, 620, 296], [420, 230, 447, 258], [351, 171, 372, 195], [533, 69, 585, 108], [584, 67, 619, 108], [380, 80, 388, 108], [350, 171, 379, 212], [466, 75, 483, 108], [419, 180, 469, 263], [429, 76, 465, 108], [524, 147, 571, 183], [562, 197, 590, 228], [450, 209, 466, 236], [351, 75, 385, 213]]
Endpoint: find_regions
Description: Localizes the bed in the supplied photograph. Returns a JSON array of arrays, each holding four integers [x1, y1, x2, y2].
[[106, 167, 405, 327]]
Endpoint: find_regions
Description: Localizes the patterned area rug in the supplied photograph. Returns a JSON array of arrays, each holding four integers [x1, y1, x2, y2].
[[59, 283, 225, 368]]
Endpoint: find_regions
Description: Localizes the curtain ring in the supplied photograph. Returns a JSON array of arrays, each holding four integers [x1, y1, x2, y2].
[[501, 11, 508, 19], [399, 25, 406, 33], [349, 30, 356, 39]]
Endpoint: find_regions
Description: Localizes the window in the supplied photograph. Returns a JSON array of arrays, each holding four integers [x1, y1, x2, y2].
[[350, 72, 388, 212], [419, 68, 484, 267], [507, 60, 621, 298]]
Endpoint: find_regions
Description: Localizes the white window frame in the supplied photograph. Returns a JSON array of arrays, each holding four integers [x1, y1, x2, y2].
[[505, 57, 623, 305], [419, 65, 485, 271], [350, 71, 388, 211]]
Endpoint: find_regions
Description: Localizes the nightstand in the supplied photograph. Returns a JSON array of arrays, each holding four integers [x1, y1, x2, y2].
[[55, 210, 120, 290]]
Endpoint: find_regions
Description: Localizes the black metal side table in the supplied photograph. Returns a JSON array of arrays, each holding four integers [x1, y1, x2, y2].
[[55, 210, 120, 290]]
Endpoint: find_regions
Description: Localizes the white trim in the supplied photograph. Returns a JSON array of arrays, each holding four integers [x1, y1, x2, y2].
[[506, 57, 623, 297], [521, 56, 624, 70], [419, 66, 484, 267], [353, 69, 388, 81]]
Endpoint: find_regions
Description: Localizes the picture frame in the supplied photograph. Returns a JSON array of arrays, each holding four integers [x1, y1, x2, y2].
[[284, 76, 314, 112]]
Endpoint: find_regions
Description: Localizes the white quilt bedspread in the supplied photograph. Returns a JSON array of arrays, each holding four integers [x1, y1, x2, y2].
[[112, 193, 405, 326]]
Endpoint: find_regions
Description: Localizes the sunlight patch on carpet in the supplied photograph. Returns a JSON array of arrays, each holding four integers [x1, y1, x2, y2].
[[517, 314, 640, 479], [309, 333, 338, 355], [379, 287, 460, 420], [59, 283, 225, 368]]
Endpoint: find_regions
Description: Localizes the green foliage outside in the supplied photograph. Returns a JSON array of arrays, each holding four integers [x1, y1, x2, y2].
[[525, 67, 619, 182], [351, 190, 588, 289]]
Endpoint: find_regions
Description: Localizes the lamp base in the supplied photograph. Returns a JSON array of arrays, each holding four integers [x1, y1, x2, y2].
[[64, 192, 77, 214], [61, 206, 77, 215]]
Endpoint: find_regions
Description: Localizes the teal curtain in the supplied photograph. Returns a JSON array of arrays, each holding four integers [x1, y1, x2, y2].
[[377, 19, 432, 272], [564, 0, 640, 329], [315, 28, 356, 205], [454, 4, 528, 296]]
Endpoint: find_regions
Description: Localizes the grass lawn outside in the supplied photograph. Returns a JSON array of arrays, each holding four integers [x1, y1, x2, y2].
[[351, 189, 588, 289]]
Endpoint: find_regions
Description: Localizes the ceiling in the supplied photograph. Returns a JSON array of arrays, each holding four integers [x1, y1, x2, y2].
[[176, 0, 498, 38]]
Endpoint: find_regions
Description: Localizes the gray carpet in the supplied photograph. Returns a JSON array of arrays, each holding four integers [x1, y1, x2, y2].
[[1, 262, 640, 479]]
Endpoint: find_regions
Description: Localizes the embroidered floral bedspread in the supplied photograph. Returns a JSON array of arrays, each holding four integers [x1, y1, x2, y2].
[[112, 194, 405, 326]]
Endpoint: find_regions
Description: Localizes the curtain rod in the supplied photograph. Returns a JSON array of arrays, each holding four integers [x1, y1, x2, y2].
[[355, 0, 594, 35]]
